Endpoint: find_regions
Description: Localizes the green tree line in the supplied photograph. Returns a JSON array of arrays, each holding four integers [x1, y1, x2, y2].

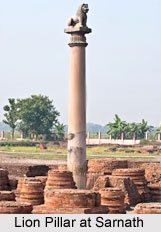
[[106, 114, 153, 139], [2, 96, 159, 141]]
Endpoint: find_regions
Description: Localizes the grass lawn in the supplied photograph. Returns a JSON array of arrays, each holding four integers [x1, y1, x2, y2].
[[0, 152, 155, 160], [0, 145, 160, 160], [0, 146, 67, 154]]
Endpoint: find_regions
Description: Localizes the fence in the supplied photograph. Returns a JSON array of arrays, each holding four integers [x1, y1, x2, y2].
[[86, 132, 161, 146], [0, 131, 161, 145]]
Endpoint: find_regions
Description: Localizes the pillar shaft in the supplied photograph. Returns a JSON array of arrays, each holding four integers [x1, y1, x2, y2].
[[67, 45, 86, 189], [68, 46, 86, 132]]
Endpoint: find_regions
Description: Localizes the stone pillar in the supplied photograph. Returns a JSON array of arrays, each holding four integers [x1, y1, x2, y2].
[[42, 134, 47, 141], [98, 132, 101, 144], [158, 133, 161, 141], [20, 132, 23, 141], [1, 131, 4, 140], [145, 132, 148, 140], [133, 133, 136, 144], [65, 5, 92, 189], [121, 132, 124, 141], [53, 133, 56, 141], [87, 132, 90, 140], [87, 132, 90, 145]]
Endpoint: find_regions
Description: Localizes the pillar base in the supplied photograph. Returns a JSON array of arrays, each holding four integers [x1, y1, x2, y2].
[[67, 131, 87, 189]]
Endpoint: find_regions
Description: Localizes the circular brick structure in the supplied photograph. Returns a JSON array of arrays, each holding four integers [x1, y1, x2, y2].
[[13, 178, 25, 200], [134, 202, 161, 214], [112, 168, 151, 202], [34, 176, 47, 189], [0, 191, 15, 201], [0, 201, 32, 214], [99, 188, 126, 214], [0, 169, 9, 191], [45, 170, 76, 191], [14, 177, 41, 200], [45, 189, 101, 208], [58, 165, 68, 171], [20, 181, 44, 205]]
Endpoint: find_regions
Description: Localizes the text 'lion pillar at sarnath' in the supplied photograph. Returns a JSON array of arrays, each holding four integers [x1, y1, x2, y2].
[[65, 4, 92, 189]]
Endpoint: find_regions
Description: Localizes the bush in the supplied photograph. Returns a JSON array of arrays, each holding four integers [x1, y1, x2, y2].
[[0, 141, 43, 147]]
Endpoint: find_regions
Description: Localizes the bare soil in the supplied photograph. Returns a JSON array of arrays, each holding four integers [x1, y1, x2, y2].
[[0, 153, 66, 166]]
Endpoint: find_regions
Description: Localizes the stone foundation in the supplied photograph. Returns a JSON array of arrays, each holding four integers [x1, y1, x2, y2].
[[112, 168, 151, 202], [128, 161, 161, 184], [99, 188, 126, 214], [93, 175, 141, 206], [88, 159, 128, 173], [45, 170, 76, 191], [134, 202, 161, 214], [0, 201, 32, 214], [32, 205, 109, 214], [0, 164, 49, 178], [0, 158, 160, 214], [148, 184, 161, 201]]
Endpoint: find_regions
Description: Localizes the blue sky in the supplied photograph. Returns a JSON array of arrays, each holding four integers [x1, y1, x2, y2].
[[0, 0, 161, 126]]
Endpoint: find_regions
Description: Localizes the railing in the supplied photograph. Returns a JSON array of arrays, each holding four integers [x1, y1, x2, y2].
[[86, 132, 161, 145], [0, 131, 161, 145]]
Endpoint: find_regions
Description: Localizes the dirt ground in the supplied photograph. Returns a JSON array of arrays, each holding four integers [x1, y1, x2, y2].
[[0, 153, 66, 166]]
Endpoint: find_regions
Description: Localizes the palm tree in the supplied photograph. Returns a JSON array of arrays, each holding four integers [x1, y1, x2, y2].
[[137, 119, 153, 139], [107, 114, 128, 139], [107, 116, 153, 140], [126, 122, 138, 139], [155, 123, 161, 136], [55, 123, 65, 141]]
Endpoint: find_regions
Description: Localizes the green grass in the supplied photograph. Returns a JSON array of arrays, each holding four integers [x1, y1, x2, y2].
[[86, 146, 161, 156], [0, 152, 154, 161], [0, 152, 67, 159], [0, 146, 67, 154], [0, 145, 160, 160], [88, 152, 161, 156]]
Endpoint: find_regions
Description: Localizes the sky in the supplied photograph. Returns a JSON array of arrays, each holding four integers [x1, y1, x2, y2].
[[0, 0, 161, 126]]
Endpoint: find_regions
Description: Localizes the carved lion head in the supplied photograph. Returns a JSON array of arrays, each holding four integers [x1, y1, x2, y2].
[[81, 4, 89, 14]]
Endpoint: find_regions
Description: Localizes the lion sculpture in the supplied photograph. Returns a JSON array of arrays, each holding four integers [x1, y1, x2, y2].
[[67, 3, 89, 27]]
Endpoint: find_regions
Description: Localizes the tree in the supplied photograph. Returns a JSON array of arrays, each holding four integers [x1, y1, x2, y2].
[[106, 114, 128, 139], [3, 98, 18, 140], [17, 95, 60, 140], [126, 122, 138, 139], [54, 123, 65, 141], [106, 115, 153, 139], [17, 121, 30, 138], [137, 119, 153, 139], [156, 122, 161, 135]]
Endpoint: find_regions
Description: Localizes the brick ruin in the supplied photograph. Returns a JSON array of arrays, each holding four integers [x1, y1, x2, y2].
[[0, 158, 160, 214]]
